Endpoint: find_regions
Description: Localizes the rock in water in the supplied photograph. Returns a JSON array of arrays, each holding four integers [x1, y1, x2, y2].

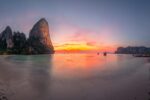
[[28, 18, 54, 54], [0, 26, 13, 49]]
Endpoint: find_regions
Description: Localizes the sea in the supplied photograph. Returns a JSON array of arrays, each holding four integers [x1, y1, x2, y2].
[[0, 53, 149, 100]]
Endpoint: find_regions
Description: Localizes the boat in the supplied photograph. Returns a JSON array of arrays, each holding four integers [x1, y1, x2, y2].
[[103, 52, 107, 56]]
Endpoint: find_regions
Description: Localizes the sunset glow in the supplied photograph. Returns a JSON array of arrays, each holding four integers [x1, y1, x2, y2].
[[54, 42, 116, 53], [0, 0, 149, 53], [0, 0, 150, 100], [52, 22, 118, 53], [54, 42, 98, 52]]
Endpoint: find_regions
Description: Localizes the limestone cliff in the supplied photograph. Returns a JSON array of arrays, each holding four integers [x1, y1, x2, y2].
[[28, 18, 54, 54], [0, 26, 13, 49], [0, 18, 55, 55]]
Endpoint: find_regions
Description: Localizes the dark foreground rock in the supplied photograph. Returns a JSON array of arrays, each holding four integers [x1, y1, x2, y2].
[[0, 18, 54, 55]]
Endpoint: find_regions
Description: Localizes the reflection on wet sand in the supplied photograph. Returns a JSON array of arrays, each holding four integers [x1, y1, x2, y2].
[[0, 54, 149, 100], [0, 55, 53, 100], [17, 55, 52, 100]]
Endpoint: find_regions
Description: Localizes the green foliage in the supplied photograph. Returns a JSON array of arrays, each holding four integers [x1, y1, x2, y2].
[[12, 32, 27, 54]]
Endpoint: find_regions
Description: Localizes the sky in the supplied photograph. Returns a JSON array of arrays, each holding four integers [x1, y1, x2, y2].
[[0, 0, 150, 52]]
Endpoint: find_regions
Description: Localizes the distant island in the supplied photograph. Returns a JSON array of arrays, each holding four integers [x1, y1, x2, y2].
[[115, 46, 150, 54], [0, 18, 54, 55]]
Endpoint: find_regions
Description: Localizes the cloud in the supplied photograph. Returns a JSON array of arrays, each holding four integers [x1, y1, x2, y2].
[[86, 42, 97, 46], [52, 19, 118, 52]]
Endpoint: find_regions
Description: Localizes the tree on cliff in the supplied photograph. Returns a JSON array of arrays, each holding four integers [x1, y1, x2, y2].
[[12, 32, 27, 54]]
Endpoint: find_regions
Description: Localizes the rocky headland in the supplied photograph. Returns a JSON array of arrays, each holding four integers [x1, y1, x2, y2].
[[115, 46, 150, 54], [0, 18, 54, 55]]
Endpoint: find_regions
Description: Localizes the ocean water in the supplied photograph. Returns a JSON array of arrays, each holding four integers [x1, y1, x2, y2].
[[0, 54, 149, 100]]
